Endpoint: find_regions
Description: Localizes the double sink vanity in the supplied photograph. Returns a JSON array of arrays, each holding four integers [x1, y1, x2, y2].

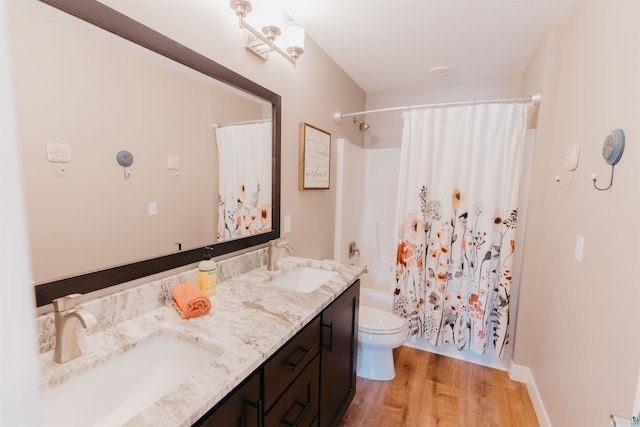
[[37, 253, 363, 426]]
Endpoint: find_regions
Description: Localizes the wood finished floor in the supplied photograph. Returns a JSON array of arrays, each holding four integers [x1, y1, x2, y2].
[[340, 346, 539, 427]]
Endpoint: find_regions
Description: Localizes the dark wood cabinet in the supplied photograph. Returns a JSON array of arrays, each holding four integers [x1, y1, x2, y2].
[[194, 369, 261, 427], [319, 279, 359, 427], [194, 280, 359, 427]]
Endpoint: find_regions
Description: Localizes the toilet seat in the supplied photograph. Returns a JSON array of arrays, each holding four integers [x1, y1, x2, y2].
[[359, 305, 404, 335]]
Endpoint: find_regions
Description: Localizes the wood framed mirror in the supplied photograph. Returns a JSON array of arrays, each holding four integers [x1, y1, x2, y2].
[[9, 0, 281, 306]]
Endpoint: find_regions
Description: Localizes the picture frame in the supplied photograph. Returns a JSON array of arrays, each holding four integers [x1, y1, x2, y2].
[[299, 122, 331, 190]]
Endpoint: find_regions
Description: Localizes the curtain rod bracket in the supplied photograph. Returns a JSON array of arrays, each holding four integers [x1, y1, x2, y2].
[[531, 93, 542, 106], [333, 111, 343, 123]]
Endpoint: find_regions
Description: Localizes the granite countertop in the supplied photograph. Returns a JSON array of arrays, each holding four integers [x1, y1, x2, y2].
[[38, 256, 363, 427]]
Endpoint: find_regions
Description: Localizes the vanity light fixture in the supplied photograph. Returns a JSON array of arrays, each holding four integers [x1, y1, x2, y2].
[[229, 0, 305, 66]]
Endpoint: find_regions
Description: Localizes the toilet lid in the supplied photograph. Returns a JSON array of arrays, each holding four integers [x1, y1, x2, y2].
[[359, 305, 405, 335]]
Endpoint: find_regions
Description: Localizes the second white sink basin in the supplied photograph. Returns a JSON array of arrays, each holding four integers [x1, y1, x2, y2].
[[41, 334, 221, 427], [268, 267, 338, 293]]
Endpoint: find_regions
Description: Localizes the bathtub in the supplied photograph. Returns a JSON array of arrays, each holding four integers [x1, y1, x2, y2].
[[359, 272, 394, 312]]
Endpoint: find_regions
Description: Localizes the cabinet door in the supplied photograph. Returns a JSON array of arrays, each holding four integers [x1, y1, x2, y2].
[[319, 280, 359, 427], [194, 371, 262, 427]]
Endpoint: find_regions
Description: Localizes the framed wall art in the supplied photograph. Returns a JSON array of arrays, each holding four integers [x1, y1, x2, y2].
[[299, 122, 331, 190]]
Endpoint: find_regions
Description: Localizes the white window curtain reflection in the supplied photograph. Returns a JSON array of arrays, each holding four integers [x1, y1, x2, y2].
[[215, 121, 272, 241]]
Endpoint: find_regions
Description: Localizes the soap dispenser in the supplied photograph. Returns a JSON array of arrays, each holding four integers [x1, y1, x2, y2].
[[198, 248, 217, 296]]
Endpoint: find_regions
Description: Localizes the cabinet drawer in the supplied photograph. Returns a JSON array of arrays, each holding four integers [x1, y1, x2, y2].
[[265, 355, 320, 427], [264, 316, 321, 410]]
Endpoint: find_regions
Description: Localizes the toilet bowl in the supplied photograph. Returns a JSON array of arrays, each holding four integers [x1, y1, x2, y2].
[[357, 305, 405, 381]]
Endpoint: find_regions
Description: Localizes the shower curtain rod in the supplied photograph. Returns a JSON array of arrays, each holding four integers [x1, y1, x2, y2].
[[212, 118, 272, 128], [334, 93, 541, 120]]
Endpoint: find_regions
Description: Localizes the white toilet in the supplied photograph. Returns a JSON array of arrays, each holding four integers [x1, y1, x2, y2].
[[357, 305, 406, 381]]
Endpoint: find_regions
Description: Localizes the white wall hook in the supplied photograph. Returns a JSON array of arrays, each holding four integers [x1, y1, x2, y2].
[[592, 168, 615, 191]]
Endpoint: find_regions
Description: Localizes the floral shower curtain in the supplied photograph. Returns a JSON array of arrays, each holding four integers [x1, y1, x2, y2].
[[215, 121, 272, 241], [393, 103, 529, 357]]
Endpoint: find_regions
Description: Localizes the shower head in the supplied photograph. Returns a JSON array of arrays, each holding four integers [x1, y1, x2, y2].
[[353, 117, 370, 132]]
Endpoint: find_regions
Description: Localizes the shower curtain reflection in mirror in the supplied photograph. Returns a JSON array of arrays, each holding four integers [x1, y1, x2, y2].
[[216, 121, 272, 241], [393, 103, 529, 357]]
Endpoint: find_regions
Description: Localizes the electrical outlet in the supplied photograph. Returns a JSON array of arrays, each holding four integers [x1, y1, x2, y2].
[[564, 144, 579, 171]]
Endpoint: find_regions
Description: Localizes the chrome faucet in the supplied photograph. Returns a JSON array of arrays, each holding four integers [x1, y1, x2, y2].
[[52, 294, 97, 364], [267, 239, 293, 271]]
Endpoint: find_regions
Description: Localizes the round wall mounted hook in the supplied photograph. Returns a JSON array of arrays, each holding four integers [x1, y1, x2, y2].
[[593, 129, 625, 191], [116, 150, 134, 179]]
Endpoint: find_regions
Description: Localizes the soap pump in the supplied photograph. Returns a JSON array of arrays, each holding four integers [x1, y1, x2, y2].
[[198, 247, 217, 296]]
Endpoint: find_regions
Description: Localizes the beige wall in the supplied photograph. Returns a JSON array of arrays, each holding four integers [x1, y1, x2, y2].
[[517, 1, 640, 425]]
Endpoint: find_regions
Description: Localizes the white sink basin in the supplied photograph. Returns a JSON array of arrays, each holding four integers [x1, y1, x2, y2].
[[41, 334, 221, 427], [268, 267, 338, 293]]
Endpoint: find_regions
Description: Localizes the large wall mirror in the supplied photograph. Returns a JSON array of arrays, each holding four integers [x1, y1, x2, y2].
[[9, 0, 281, 306]]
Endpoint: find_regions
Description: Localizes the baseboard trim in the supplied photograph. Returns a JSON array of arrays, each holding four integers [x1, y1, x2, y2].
[[509, 361, 552, 427]]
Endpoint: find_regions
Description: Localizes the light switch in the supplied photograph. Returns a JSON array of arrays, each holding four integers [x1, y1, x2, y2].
[[148, 202, 158, 216], [283, 215, 291, 234], [574, 236, 584, 262]]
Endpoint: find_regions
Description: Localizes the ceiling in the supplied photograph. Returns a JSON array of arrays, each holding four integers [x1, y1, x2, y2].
[[277, 0, 579, 94]]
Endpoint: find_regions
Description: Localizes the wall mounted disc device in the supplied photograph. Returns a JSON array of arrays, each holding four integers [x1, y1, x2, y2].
[[602, 128, 625, 166], [116, 150, 134, 167], [593, 129, 625, 191]]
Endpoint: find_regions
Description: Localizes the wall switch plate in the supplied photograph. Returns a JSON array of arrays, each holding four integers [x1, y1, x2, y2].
[[283, 215, 291, 234], [148, 202, 158, 216], [564, 144, 579, 171], [46, 143, 71, 163], [574, 236, 584, 262]]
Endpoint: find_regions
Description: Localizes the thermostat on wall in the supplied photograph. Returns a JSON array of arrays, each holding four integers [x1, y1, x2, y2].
[[46, 143, 71, 163]]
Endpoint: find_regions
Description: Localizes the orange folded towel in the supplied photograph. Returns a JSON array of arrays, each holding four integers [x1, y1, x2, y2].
[[172, 283, 211, 319]]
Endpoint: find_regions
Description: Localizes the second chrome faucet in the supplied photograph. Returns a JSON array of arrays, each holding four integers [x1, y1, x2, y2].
[[267, 239, 293, 271]]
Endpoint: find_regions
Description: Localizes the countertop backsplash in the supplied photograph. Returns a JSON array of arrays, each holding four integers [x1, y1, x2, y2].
[[35, 247, 268, 354]]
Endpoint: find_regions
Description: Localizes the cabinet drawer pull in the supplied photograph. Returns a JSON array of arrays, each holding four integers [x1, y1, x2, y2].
[[284, 347, 313, 372], [246, 399, 263, 427], [322, 322, 333, 352], [281, 384, 312, 427]]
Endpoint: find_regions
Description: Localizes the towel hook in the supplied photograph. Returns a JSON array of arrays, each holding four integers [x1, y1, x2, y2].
[[116, 150, 134, 180], [592, 129, 625, 191]]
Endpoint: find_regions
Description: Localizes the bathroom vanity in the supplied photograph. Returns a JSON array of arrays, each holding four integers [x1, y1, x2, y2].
[[37, 255, 363, 427], [198, 280, 358, 427]]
